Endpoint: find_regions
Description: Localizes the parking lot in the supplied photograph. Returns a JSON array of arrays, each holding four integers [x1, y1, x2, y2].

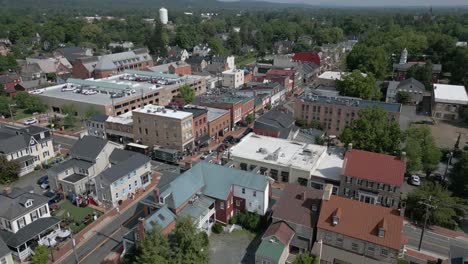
[[0, 168, 48, 194], [209, 230, 259, 264]]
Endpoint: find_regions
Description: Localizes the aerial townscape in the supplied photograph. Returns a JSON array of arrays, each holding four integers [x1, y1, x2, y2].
[[0, 0, 468, 264]]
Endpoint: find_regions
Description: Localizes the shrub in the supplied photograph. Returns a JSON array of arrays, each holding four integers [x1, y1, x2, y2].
[[229, 211, 261, 232], [211, 223, 223, 234]]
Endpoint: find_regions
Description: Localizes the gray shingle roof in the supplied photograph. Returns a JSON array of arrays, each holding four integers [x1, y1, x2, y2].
[[144, 205, 176, 232], [89, 114, 109, 122], [99, 150, 150, 185], [0, 237, 10, 258], [0, 188, 49, 220], [254, 110, 296, 139], [397, 77, 425, 92], [0, 217, 60, 248], [69, 136, 108, 161], [49, 158, 93, 173]]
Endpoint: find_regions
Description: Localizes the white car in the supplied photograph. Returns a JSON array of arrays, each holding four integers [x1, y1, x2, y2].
[[61, 85, 75, 92], [30, 90, 43, 95], [409, 175, 421, 186], [86, 90, 98, 95], [23, 118, 38, 125]]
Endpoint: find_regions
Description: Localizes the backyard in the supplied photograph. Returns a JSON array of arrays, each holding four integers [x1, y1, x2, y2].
[[52, 200, 103, 233], [209, 230, 260, 264]]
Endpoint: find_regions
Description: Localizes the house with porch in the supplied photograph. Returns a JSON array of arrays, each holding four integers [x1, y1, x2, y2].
[[0, 188, 61, 262], [48, 136, 117, 195], [0, 125, 54, 176]]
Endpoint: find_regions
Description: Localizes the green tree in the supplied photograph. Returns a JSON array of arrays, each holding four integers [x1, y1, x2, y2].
[[245, 113, 254, 124], [14, 91, 30, 108], [0, 96, 14, 117], [317, 27, 344, 45], [146, 20, 169, 57], [406, 182, 465, 230], [178, 85, 195, 104], [137, 226, 173, 264], [80, 24, 103, 44], [293, 41, 313, 53], [31, 245, 49, 264], [340, 107, 402, 154], [404, 126, 441, 175], [450, 151, 468, 199], [62, 104, 77, 128], [406, 62, 433, 90], [25, 96, 47, 113], [292, 253, 318, 264], [396, 91, 411, 104], [265, 102, 272, 110], [336, 70, 381, 100], [228, 31, 242, 55], [171, 217, 209, 264], [0, 156, 20, 185]]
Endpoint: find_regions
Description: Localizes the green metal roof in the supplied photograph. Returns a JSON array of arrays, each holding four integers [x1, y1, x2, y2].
[[124, 70, 181, 79], [67, 78, 130, 90], [255, 237, 286, 262]]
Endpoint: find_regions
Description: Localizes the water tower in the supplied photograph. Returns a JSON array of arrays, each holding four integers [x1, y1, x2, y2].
[[159, 7, 168, 25]]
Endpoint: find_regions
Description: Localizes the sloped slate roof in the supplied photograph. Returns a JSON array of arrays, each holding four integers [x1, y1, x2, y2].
[[0, 217, 60, 248], [99, 150, 150, 185], [144, 205, 176, 231], [0, 188, 49, 220], [69, 136, 108, 161]]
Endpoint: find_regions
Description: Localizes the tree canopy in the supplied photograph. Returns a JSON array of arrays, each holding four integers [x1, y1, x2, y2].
[[31, 245, 49, 264], [404, 126, 441, 175], [336, 70, 380, 100], [0, 156, 20, 184], [178, 85, 195, 104], [340, 107, 402, 154], [450, 151, 468, 199]]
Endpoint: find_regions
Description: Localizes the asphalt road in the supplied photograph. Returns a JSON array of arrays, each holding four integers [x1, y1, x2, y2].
[[52, 133, 78, 151], [58, 193, 148, 264], [403, 224, 450, 258]]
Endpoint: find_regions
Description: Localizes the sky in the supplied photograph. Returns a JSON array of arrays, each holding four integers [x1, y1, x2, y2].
[[223, 0, 468, 7]]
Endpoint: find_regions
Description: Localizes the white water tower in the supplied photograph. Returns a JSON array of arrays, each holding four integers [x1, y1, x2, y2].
[[159, 7, 168, 25]]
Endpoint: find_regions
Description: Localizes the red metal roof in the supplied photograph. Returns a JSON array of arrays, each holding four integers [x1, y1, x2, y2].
[[342, 149, 405, 186], [266, 69, 295, 76], [263, 221, 295, 246], [317, 195, 404, 250], [292, 52, 321, 65]]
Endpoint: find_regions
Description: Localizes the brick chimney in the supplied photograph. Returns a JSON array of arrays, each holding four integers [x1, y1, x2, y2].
[[153, 188, 160, 204], [323, 184, 333, 201], [135, 217, 146, 242]]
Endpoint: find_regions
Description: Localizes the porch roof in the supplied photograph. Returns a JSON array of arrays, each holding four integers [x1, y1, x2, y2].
[[179, 195, 215, 221], [62, 173, 87, 183], [15, 155, 35, 164], [0, 217, 60, 248]]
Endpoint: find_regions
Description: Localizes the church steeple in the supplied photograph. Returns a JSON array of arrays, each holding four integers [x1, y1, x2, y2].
[[399, 48, 408, 64]]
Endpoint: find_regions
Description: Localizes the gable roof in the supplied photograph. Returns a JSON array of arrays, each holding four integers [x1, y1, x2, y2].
[[263, 221, 295, 246], [0, 188, 49, 220], [160, 162, 269, 210], [69, 136, 108, 161], [397, 78, 425, 92], [99, 150, 150, 185], [342, 149, 405, 186], [272, 184, 323, 228], [317, 195, 404, 250], [0, 73, 20, 85], [254, 110, 297, 139], [256, 236, 287, 262], [0, 125, 50, 154], [144, 205, 176, 231], [89, 114, 109, 122]]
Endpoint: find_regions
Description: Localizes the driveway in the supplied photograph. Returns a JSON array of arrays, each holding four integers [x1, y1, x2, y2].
[[0, 169, 47, 194], [399, 105, 432, 130], [209, 230, 259, 264]]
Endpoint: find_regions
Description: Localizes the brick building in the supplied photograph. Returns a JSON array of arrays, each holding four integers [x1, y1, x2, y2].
[[199, 96, 254, 127], [168, 61, 192, 75], [176, 106, 210, 147], [339, 149, 406, 208], [266, 69, 297, 93], [253, 110, 298, 139], [72, 48, 153, 79], [0, 73, 21, 96], [294, 94, 401, 135]]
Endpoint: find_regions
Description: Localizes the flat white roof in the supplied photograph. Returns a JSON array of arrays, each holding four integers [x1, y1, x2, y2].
[[318, 71, 367, 81], [106, 111, 133, 125], [133, 104, 192, 119], [230, 133, 344, 181], [433, 84, 468, 105]]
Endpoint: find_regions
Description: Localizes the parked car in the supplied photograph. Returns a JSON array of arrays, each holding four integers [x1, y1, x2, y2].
[[40, 181, 50, 189], [37, 175, 49, 185], [223, 136, 234, 144], [44, 191, 63, 205], [409, 175, 421, 186], [23, 117, 38, 125], [30, 89, 43, 95]]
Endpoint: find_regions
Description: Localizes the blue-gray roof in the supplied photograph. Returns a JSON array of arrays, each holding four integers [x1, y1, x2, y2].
[[299, 94, 401, 113], [99, 150, 150, 185], [144, 205, 176, 231], [69, 136, 108, 161], [160, 162, 269, 210]]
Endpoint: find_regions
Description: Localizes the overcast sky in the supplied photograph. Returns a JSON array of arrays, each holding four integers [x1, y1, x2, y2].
[[224, 0, 468, 7]]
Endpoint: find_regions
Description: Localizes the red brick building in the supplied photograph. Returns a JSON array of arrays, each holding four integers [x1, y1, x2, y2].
[[177, 106, 209, 147], [200, 96, 253, 127], [0, 73, 21, 96], [392, 62, 441, 83], [168, 62, 192, 75], [266, 69, 297, 93]]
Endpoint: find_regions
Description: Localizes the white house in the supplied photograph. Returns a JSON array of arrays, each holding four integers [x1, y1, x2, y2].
[[222, 69, 244, 89]]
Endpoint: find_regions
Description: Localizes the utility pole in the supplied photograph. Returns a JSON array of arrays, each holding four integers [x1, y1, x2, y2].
[[8, 104, 16, 123], [70, 229, 79, 263], [418, 196, 436, 251]]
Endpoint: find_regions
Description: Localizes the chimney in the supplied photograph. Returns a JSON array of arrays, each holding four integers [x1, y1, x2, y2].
[[332, 208, 342, 226], [136, 217, 146, 241], [323, 184, 333, 201], [153, 188, 160, 204], [400, 151, 407, 162], [347, 143, 353, 151]]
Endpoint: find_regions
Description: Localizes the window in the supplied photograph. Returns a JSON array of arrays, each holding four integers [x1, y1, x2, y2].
[[381, 248, 389, 257], [346, 176, 352, 184], [242, 188, 245, 194], [129, 183, 132, 190], [281, 171, 289, 182], [39, 205, 48, 216], [351, 242, 359, 252], [236, 200, 241, 206], [270, 169, 278, 181], [116, 192, 119, 199], [220, 202, 224, 209], [367, 245, 375, 254], [336, 234, 343, 245], [17, 217, 26, 230], [30, 210, 39, 222], [135, 180, 138, 187], [253, 191, 256, 197], [324, 233, 332, 242]]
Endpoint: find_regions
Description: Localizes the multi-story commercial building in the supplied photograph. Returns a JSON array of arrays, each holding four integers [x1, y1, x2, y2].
[[0, 188, 60, 261], [105, 111, 134, 144], [0, 125, 54, 176], [203, 106, 231, 143], [199, 96, 254, 127], [37, 70, 206, 116], [266, 69, 298, 93], [72, 48, 153, 79], [132, 105, 194, 151], [222, 69, 245, 89], [177, 106, 210, 147], [294, 94, 401, 135], [229, 133, 344, 192], [168, 61, 192, 75], [253, 110, 298, 140], [339, 149, 406, 208], [85, 114, 109, 139], [313, 193, 405, 264], [432, 84, 468, 121]]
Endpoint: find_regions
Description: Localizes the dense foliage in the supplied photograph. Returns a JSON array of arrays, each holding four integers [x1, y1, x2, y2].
[[0, 156, 20, 184], [336, 70, 381, 100], [404, 126, 441, 175], [450, 151, 468, 199], [31, 245, 49, 264], [292, 254, 318, 264], [228, 211, 262, 232]]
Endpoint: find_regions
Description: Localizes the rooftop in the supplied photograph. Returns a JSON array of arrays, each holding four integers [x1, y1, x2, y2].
[[186, 104, 229, 122], [433, 84, 468, 105], [317, 195, 404, 250], [133, 104, 193, 120], [99, 149, 150, 185], [0, 188, 50, 220], [69, 136, 108, 161], [272, 184, 323, 228], [343, 149, 405, 186], [230, 133, 343, 178], [299, 93, 401, 113], [254, 110, 296, 139], [200, 96, 245, 105], [318, 71, 367, 81]]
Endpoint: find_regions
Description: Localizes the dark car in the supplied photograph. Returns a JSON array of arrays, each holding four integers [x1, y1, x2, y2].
[[223, 136, 234, 144], [44, 191, 63, 205], [37, 175, 49, 185]]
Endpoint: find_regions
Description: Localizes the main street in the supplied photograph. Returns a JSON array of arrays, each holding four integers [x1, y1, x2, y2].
[[403, 224, 451, 258]]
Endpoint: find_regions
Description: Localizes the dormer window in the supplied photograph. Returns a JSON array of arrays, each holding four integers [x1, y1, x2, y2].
[[378, 218, 387, 238], [159, 197, 165, 204], [378, 227, 385, 238], [24, 199, 34, 208]]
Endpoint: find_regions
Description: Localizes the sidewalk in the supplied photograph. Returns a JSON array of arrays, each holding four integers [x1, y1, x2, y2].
[[52, 173, 160, 263], [405, 247, 448, 263]]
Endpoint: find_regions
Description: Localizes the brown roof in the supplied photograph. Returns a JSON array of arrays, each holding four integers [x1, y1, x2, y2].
[[272, 184, 323, 228], [263, 221, 295, 246], [342, 149, 406, 186], [317, 195, 404, 250]]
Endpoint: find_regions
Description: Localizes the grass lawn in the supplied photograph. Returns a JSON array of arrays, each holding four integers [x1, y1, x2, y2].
[[236, 54, 256, 68], [53, 200, 103, 234], [13, 109, 32, 120]]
